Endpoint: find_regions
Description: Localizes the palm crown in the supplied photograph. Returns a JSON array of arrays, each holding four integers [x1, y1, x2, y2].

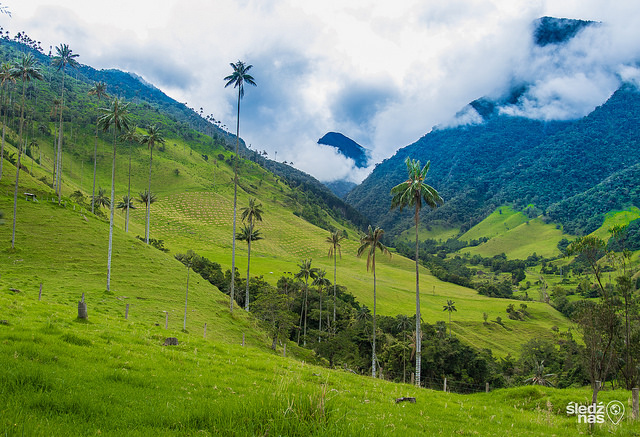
[[390, 158, 443, 213], [224, 61, 256, 98]]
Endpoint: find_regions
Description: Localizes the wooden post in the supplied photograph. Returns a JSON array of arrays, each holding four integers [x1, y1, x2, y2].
[[633, 387, 639, 420], [164, 311, 168, 329], [242, 333, 245, 347], [38, 283, 42, 301], [443, 377, 447, 392], [486, 382, 490, 393], [125, 303, 129, 320], [204, 323, 207, 339], [77, 293, 87, 319]]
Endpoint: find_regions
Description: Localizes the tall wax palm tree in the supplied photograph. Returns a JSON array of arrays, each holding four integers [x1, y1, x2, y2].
[[98, 97, 131, 291], [357, 225, 390, 378], [224, 60, 256, 313], [9, 53, 43, 249], [0, 61, 15, 181], [51, 43, 79, 203], [239, 197, 263, 311], [120, 126, 139, 232], [312, 269, 331, 341], [235, 224, 263, 309], [326, 230, 346, 330], [88, 82, 109, 214], [390, 157, 443, 386], [294, 258, 319, 346], [139, 124, 165, 244], [442, 300, 457, 338]]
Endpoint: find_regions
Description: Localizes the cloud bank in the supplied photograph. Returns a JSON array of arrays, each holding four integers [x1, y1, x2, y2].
[[7, 0, 640, 183]]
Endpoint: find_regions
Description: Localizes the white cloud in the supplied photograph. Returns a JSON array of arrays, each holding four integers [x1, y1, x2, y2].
[[5, 0, 640, 183]]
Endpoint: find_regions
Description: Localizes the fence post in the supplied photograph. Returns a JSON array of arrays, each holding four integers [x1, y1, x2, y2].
[[242, 333, 245, 347], [164, 311, 168, 329], [39, 283, 42, 301], [443, 377, 447, 392], [633, 387, 639, 420], [204, 323, 207, 339], [486, 382, 490, 393], [125, 303, 129, 320]]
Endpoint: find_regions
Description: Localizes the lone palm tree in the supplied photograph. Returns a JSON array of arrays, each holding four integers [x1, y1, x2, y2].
[[326, 230, 346, 330], [294, 258, 319, 346], [88, 82, 109, 214], [313, 269, 331, 341], [224, 60, 256, 313], [9, 53, 43, 249], [239, 198, 263, 311], [357, 225, 391, 378], [442, 300, 457, 338], [119, 126, 139, 232], [0, 61, 15, 181], [235, 224, 263, 310], [51, 43, 80, 203], [391, 157, 443, 386], [139, 124, 165, 244], [98, 97, 131, 291]]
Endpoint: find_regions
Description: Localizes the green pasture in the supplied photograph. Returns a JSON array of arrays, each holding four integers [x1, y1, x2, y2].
[[1, 283, 638, 436]]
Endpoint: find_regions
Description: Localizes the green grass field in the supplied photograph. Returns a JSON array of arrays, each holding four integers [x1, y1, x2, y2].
[[0, 124, 578, 357]]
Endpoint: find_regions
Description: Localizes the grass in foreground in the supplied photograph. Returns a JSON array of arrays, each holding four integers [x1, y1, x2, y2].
[[1, 288, 639, 436]]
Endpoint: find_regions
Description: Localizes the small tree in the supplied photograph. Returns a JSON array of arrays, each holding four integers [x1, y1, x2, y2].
[[442, 300, 457, 338]]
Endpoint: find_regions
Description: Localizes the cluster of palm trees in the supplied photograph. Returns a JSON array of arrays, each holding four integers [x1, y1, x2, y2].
[[0, 44, 165, 291]]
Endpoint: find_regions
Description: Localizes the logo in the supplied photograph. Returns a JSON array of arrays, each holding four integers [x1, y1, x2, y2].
[[566, 400, 625, 424]]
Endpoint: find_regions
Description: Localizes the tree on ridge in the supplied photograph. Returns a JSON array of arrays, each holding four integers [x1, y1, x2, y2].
[[88, 81, 109, 214], [98, 97, 131, 291], [224, 60, 256, 313], [51, 43, 79, 204], [390, 157, 443, 386], [357, 225, 390, 378], [9, 53, 43, 249], [239, 197, 263, 311], [326, 229, 345, 332]]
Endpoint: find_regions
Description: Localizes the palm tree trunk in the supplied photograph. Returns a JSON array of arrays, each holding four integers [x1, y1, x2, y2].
[[126, 143, 132, 232], [372, 267, 377, 378], [106, 129, 116, 291], [1, 114, 5, 181], [229, 87, 241, 312], [303, 278, 309, 346], [414, 206, 421, 386], [245, 230, 251, 311], [1, 87, 6, 181], [318, 286, 322, 341], [92, 118, 98, 214], [57, 69, 65, 204], [333, 251, 337, 331], [145, 146, 152, 244], [11, 81, 27, 249]]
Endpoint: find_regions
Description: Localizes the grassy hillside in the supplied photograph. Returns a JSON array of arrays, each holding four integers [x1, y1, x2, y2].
[[2, 267, 638, 436]]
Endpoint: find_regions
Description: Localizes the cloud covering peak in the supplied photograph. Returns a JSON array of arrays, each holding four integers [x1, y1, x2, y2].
[[7, 1, 640, 183]]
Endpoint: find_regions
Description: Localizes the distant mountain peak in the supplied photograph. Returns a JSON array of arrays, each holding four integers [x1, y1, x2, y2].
[[533, 16, 597, 47], [318, 132, 369, 168]]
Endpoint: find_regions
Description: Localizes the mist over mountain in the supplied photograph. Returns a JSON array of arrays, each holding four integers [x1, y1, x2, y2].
[[346, 17, 640, 238]]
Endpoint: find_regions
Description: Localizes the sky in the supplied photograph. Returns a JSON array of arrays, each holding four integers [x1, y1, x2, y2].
[[4, 1, 640, 183]]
